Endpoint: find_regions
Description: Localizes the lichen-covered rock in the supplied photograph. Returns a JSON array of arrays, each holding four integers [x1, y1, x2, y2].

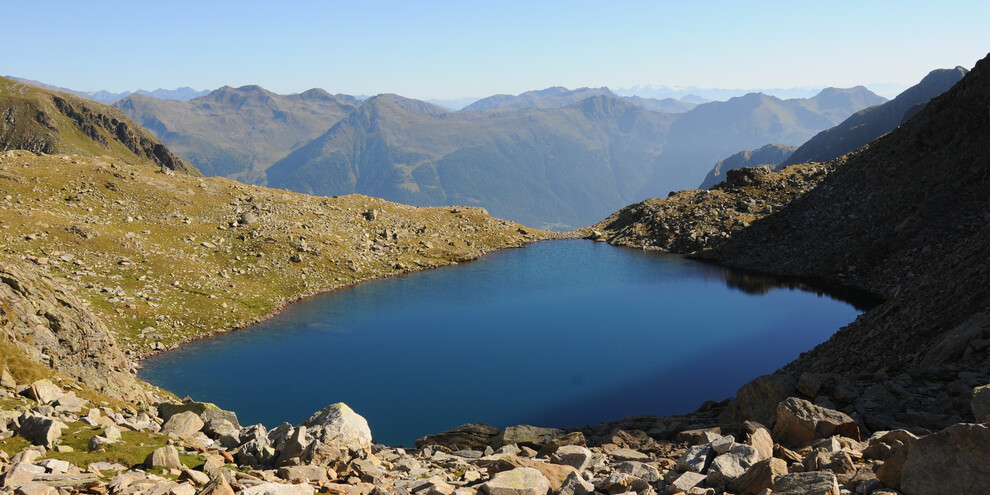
[[144, 445, 182, 469], [494, 425, 565, 449], [479, 467, 551, 495], [300, 402, 372, 455], [772, 397, 860, 446], [161, 411, 205, 439]]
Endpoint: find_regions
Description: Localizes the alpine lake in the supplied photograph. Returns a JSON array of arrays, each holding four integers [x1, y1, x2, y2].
[[140, 240, 869, 446]]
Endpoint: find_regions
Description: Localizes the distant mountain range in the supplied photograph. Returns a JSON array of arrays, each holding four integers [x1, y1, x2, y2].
[[779, 67, 969, 167], [5, 76, 209, 104], [115, 86, 357, 183], [30, 74, 881, 228], [262, 87, 881, 229], [642, 87, 886, 195]]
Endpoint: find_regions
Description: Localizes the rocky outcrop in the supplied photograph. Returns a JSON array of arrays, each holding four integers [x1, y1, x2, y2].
[[699, 143, 797, 189], [0, 257, 144, 400]]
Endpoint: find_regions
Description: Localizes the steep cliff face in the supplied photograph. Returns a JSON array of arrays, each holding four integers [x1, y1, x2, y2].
[[0, 257, 145, 400]]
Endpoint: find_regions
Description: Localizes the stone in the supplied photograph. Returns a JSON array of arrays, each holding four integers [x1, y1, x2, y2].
[[772, 397, 860, 446], [352, 458, 389, 484], [161, 411, 205, 439], [199, 477, 236, 495], [705, 444, 761, 488], [104, 424, 122, 442], [178, 468, 211, 485], [3, 463, 45, 489], [557, 471, 594, 495], [410, 477, 456, 495], [891, 423, 990, 494], [971, 384, 990, 421], [536, 431, 586, 458], [145, 445, 182, 469], [772, 472, 840, 495], [494, 425, 565, 449], [548, 445, 593, 471], [169, 483, 197, 495], [14, 481, 58, 495], [710, 435, 735, 454], [487, 456, 577, 491], [734, 458, 787, 495], [26, 379, 64, 404], [609, 448, 650, 462], [88, 435, 115, 451], [735, 374, 798, 425], [676, 445, 712, 473], [415, 423, 500, 450], [275, 425, 309, 464], [277, 465, 329, 484], [596, 473, 650, 494], [676, 427, 722, 445], [53, 392, 87, 413], [157, 401, 240, 428], [239, 482, 316, 495], [300, 402, 373, 454], [744, 426, 773, 461], [667, 472, 706, 494], [479, 467, 551, 495], [612, 461, 660, 483], [1, 367, 16, 389], [16, 415, 65, 448], [36, 458, 69, 473]]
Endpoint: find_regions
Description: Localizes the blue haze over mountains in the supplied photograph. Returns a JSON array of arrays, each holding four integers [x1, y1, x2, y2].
[[19, 76, 907, 228]]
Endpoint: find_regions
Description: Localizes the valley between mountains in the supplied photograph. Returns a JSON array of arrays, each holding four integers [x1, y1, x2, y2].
[[0, 49, 988, 494]]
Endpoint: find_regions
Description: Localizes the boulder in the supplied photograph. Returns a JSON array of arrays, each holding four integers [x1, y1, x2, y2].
[[772, 397, 860, 446], [612, 461, 660, 483], [277, 465, 329, 484], [667, 471, 706, 494], [675, 445, 712, 473], [145, 445, 182, 469], [178, 468, 211, 485], [595, 472, 650, 494], [239, 482, 316, 495], [735, 374, 798, 425], [300, 403, 372, 455], [0, 367, 15, 389], [17, 415, 65, 448], [487, 456, 577, 491], [199, 477, 235, 495], [161, 411, 205, 439], [887, 423, 990, 494], [536, 431, 586, 457], [13, 481, 58, 495], [772, 472, 840, 495], [705, 444, 761, 488], [26, 380, 64, 404], [734, 458, 787, 494], [479, 467, 551, 495], [609, 447, 650, 462], [275, 425, 308, 465], [743, 424, 773, 461], [556, 471, 594, 495], [494, 425, 564, 449], [548, 445, 593, 471], [415, 423, 500, 450], [3, 463, 45, 489], [971, 384, 990, 421], [157, 401, 240, 429]]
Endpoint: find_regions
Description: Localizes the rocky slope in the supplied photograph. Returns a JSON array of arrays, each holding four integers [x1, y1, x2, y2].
[[698, 144, 797, 190], [0, 77, 197, 175]]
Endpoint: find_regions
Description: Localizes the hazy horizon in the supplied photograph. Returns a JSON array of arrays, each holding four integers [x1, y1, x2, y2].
[[5, 0, 987, 102]]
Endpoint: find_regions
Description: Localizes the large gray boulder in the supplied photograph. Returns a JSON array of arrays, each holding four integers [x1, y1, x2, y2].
[[300, 402, 372, 455], [772, 397, 860, 446], [145, 445, 182, 469], [26, 380, 64, 404], [880, 423, 990, 494], [17, 415, 66, 448], [479, 467, 551, 495], [706, 444, 761, 489], [161, 411, 205, 439]]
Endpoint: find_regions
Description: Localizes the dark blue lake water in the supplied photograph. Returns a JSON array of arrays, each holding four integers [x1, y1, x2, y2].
[[140, 240, 863, 446]]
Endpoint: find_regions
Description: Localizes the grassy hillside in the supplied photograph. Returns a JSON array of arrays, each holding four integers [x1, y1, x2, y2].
[[115, 85, 356, 183], [0, 77, 197, 174]]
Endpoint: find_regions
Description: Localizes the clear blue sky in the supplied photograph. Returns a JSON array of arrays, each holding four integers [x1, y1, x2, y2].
[[5, 0, 989, 99]]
